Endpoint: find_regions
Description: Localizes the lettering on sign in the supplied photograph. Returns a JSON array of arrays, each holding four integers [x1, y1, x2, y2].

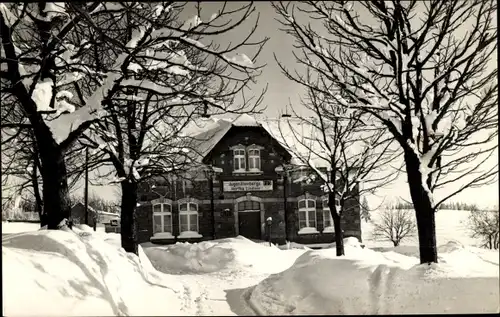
[[223, 180, 273, 192]]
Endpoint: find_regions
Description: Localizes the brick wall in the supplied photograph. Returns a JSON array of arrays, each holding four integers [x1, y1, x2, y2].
[[136, 125, 362, 245]]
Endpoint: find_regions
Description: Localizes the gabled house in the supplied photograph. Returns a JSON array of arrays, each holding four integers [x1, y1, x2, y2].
[[136, 114, 362, 245], [70, 202, 120, 227]]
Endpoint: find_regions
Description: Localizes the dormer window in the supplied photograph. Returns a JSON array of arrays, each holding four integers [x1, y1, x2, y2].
[[233, 147, 246, 171], [248, 148, 261, 171]]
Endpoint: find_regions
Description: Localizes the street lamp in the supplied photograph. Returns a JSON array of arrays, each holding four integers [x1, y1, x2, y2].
[[204, 165, 222, 240], [275, 164, 294, 243]]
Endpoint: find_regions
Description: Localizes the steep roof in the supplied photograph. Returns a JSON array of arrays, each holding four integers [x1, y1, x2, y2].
[[232, 113, 260, 127], [189, 114, 269, 160]]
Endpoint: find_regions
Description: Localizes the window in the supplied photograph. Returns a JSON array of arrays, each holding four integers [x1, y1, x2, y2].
[[238, 200, 260, 211], [322, 197, 341, 230], [233, 148, 246, 171], [248, 149, 261, 171], [322, 199, 333, 228], [153, 203, 172, 234], [179, 202, 199, 232], [298, 199, 317, 229]]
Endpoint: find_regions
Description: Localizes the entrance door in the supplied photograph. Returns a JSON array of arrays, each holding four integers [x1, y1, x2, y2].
[[238, 211, 261, 240]]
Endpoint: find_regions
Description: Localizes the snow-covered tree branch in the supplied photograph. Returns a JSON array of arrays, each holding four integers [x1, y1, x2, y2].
[[67, 1, 268, 253], [272, 0, 497, 263], [267, 79, 399, 255]]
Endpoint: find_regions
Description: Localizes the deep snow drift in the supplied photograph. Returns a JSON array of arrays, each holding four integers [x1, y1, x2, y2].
[[2, 222, 499, 316], [246, 238, 500, 315], [142, 236, 305, 275], [2, 225, 186, 316]]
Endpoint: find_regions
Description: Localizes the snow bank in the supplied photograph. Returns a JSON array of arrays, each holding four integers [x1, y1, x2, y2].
[[2, 225, 186, 316], [2, 221, 41, 234], [246, 240, 499, 315], [143, 236, 306, 275], [142, 240, 236, 274]]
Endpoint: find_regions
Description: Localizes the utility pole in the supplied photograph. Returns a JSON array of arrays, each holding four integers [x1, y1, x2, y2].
[[84, 147, 89, 226]]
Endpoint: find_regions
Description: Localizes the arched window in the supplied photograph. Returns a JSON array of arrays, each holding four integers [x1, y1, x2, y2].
[[298, 199, 317, 229], [179, 202, 199, 233], [153, 203, 172, 235], [238, 200, 261, 211]]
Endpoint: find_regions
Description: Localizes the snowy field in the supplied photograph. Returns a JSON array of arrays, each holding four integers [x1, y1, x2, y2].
[[362, 209, 482, 249], [2, 212, 499, 316]]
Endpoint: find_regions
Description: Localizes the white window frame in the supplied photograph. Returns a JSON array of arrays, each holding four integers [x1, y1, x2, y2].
[[231, 145, 246, 172], [247, 147, 261, 171], [322, 199, 333, 228], [322, 196, 341, 233], [152, 202, 173, 235], [178, 200, 199, 233], [298, 198, 317, 230]]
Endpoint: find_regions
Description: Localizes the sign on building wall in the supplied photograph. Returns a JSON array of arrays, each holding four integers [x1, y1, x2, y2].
[[223, 180, 273, 192]]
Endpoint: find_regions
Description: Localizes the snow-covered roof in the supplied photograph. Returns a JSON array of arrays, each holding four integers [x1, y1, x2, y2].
[[186, 114, 266, 160], [190, 118, 233, 159], [186, 114, 365, 170], [260, 119, 330, 168], [232, 113, 261, 127], [71, 202, 97, 213]]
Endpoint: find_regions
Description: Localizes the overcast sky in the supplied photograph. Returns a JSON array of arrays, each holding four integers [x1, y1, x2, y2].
[[75, 2, 498, 209]]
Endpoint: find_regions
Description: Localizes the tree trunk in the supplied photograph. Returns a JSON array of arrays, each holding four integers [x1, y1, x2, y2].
[[332, 211, 344, 256], [393, 240, 400, 247], [121, 181, 138, 254], [404, 149, 438, 264], [31, 163, 44, 227], [39, 148, 72, 229]]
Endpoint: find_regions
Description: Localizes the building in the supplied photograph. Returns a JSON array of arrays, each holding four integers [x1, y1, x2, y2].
[[136, 114, 362, 245], [70, 202, 120, 228]]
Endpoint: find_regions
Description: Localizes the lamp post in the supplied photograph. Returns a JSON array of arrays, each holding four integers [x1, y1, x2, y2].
[[275, 164, 293, 243], [204, 166, 217, 240]]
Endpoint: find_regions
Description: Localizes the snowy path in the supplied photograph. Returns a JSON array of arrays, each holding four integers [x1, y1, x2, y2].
[[171, 268, 270, 316]]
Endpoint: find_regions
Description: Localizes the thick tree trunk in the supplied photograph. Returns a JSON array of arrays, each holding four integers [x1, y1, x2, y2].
[[121, 181, 138, 254], [404, 149, 438, 264], [39, 149, 72, 229], [31, 163, 44, 227], [393, 240, 400, 247], [332, 211, 344, 256]]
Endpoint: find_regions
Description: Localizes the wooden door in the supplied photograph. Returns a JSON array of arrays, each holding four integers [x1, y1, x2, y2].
[[238, 211, 261, 240]]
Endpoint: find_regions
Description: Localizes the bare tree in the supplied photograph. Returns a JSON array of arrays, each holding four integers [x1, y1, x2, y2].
[[72, 2, 268, 253], [272, 1, 497, 263], [0, 2, 114, 228], [372, 206, 417, 247], [268, 84, 399, 256], [468, 209, 499, 250], [2, 96, 88, 224]]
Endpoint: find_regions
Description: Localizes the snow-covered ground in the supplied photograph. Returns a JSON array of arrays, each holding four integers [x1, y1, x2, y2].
[[2, 213, 499, 316]]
